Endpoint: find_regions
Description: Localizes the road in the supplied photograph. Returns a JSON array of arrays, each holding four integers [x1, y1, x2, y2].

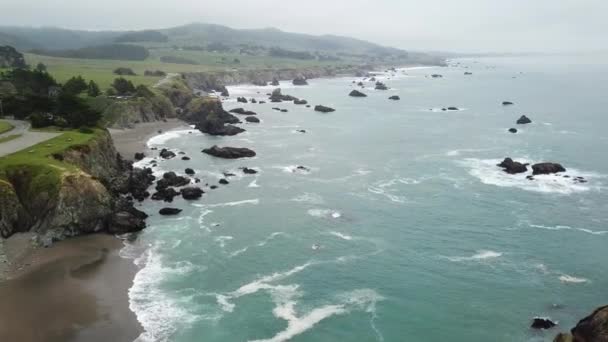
[[0, 120, 61, 157]]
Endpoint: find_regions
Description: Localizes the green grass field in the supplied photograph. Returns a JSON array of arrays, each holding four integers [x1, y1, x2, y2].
[[24, 50, 349, 91], [0, 120, 14, 134], [0, 129, 100, 196]]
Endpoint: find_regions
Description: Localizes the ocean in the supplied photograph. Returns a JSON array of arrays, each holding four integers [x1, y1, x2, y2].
[[126, 55, 608, 342]]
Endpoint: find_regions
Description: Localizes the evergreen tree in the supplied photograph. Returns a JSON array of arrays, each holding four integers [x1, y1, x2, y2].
[[35, 63, 47, 72], [87, 80, 101, 97], [112, 77, 136, 95], [63, 75, 88, 94]]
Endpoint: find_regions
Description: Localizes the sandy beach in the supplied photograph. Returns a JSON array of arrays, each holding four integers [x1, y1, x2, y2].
[[0, 120, 190, 342], [0, 234, 141, 342], [109, 118, 190, 158]]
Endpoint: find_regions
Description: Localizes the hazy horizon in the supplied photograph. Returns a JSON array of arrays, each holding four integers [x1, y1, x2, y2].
[[2, 0, 608, 54]]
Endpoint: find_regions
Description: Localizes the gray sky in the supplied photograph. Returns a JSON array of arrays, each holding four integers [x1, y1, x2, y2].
[[2, 0, 607, 52]]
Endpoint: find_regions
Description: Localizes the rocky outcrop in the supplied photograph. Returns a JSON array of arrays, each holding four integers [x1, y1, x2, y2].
[[229, 108, 257, 115], [183, 97, 244, 136], [497, 158, 528, 174], [517, 115, 532, 124], [160, 149, 176, 159], [0, 46, 26, 68], [202, 145, 256, 159], [269, 88, 299, 102], [292, 76, 309, 86], [389, 95, 400, 100], [532, 318, 557, 330], [554, 305, 608, 342], [181, 187, 204, 200], [509, 128, 518, 133], [502, 101, 514, 106], [532, 163, 566, 175], [294, 99, 308, 105], [375, 82, 389, 90], [246, 116, 260, 123], [0, 130, 150, 243], [349, 90, 367, 97], [314, 105, 336, 113], [159, 208, 182, 216]]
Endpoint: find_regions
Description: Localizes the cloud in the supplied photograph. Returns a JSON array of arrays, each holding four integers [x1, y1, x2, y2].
[[1, 0, 607, 52]]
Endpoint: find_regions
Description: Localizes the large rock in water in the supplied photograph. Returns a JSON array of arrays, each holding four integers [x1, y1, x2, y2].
[[532, 163, 566, 175], [517, 115, 532, 124], [293, 76, 308, 86], [389, 95, 401, 100], [497, 158, 528, 174], [202, 145, 256, 159], [182, 97, 242, 136], [229, 108, 257, 115], [554, 305, 608, 342], [159, 208, 182, 216], [349, 90, 367, 97], [181, 187, 204, 200], [269, 88, 298, 102], [314, 105, 335, 113], [245, 116, 260, 123], [531, 317, 557, 330]]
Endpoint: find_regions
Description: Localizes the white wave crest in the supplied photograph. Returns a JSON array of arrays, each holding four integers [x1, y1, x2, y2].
[[329, 231, 353, 241], [447, 250, 503, 262], [559, 275, 589, 284], [147, 129, 194, 147], [460, 158, 602, 194], [307, 209, 342, 219], [529, 224, 608, 236], [291, 192, 325, 205]]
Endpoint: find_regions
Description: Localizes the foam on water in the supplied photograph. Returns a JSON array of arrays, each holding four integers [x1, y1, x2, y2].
[[328, 231, 353, 241], [130, 247, 200, 342], [460, 158, 602, 194], [559, 275, 590, 284], [529, 224, 608, 236], [307, 209, 342, 219], [147, 129, 195, 147], [193, 199, 260, 208], [446, 250, 503, 262], [291, 192, 325, 204]]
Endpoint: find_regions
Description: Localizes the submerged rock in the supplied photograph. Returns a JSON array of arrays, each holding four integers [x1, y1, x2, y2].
[[509, 128, 518, 133], [389, 95, 401, 100], [294, 99, 308, 105], [314, 105, 335, 113], [349, 90, 367, 97], [152, 187, 181, 202], [246, 116, 260, 123], [202, 145, 257, 159], [532, 163, 566, 175], [185, 168, 195, 175], [447, 107, 459, 111], [502, 101, 514, 106], [219, 179, 229, 185], [497, 158, 528, 174], [517, 115, 532, 124], [134, 152, 145, 161], [237, 97, 248, 103], [159, 208, 182, 216]]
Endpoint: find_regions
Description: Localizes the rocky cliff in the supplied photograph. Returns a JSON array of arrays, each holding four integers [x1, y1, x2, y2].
[[182, 64, 374, 92], [0, 130, 152, 245], [555, 306, 608, 342], [0, 46, 26, 69]]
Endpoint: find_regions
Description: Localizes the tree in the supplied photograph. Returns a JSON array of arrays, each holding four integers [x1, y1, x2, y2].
[[55, 93, 101, 128], [112, 77, 136, 96], [135, 84, 154, 98], [87, 80, 101, 97], [36, 63, 47, 72], [63, 76, 88, 95]]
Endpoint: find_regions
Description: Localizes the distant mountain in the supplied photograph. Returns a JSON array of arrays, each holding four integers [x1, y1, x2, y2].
[[0, 26, 119, 50], [161, 23, 406, 56]]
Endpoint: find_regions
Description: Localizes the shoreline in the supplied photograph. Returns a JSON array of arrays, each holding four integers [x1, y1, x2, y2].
[[109, 118, 191, 159], [0, 234, 141, 342]]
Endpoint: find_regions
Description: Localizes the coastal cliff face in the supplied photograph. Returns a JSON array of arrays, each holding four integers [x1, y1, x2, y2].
[[0, 130, 149, 244], [182, 65, 374, 92], [555, 306, 608, 342], [88, 93, 176, 129]]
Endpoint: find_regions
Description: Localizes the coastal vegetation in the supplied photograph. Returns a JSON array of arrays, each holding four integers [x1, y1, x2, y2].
[[0, 121, 13, 134]]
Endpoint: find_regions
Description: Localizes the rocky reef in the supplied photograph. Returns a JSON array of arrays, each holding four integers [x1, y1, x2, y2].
[[182, 97, 244, 136]]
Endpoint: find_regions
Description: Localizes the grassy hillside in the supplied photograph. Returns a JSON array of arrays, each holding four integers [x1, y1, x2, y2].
[[0, 121, 14, 134]]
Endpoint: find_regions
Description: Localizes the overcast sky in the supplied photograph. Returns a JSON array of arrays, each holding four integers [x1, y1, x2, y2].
[[2, 0, 607, 53]]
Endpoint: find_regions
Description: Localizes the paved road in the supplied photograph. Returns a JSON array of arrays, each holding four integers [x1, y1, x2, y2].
[[0, 120, 61, 157]]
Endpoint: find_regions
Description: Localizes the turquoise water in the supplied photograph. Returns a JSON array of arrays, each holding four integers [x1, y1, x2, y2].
[[126, 55, 608, 342]]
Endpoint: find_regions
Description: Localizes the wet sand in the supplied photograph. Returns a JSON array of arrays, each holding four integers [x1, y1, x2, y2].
[[0, 234, 141, 342], [109, 119, 190, 159]]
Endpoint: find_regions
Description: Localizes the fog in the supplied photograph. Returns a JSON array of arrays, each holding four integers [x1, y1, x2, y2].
[[2, 0, 607, 53]]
